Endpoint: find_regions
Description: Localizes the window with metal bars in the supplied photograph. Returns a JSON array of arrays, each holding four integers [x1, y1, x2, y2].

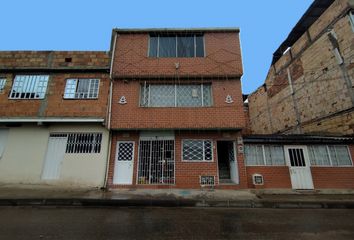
[[308, 145, 352, 166], [65, 133, 102, 153], [244, 145, 286, 166], [182, 139, 213, 161], [63, 79, 100, 99], [137, 140, 175, 185], [140, 83, 212, 107], [0, 78, 6, 92], [149, 34, 204, 58], [9, 75, 49, 99]]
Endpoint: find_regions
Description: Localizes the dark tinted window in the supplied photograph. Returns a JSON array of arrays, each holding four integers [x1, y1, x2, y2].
[[149, 36, 158, 57], [196, 35, 204, 57], [177, 36, 194, 57]]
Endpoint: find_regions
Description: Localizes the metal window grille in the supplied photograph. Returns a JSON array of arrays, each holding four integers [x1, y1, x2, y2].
[[117, 142, 134, 161], [9, 75, 49, 99], [140, 83, 212, 107], [244, 144, 285, 166], [0, 78, 6, 91], [182, 140, 213, 161], [200, 176, 215, 186], [137, 140, 175, 185], [64, 79, 100, 99], [65, 133, 102, 153]]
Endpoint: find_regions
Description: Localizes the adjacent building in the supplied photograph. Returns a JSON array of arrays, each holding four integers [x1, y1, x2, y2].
[[244, 0, 354, 190], [107, 28, 248, 189], [0, 51, 111, 188]]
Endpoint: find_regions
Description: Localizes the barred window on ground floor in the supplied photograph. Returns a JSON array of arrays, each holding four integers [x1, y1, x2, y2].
[[244, 145, 285, 166], [140, 83, 212, 107], [182, 139, 213, 161], [65, 133, 102, 153], [308, 145, 352, 166], [9, 75, 49, 99], [64, 79, 100, 99]]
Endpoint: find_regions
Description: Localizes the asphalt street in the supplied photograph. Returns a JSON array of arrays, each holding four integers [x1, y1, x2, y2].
[[0, 207, 354, 240]]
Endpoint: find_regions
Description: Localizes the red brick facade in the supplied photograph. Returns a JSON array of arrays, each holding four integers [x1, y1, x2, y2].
[[0, 51, 110, 120], [112, 31, 243, 78]]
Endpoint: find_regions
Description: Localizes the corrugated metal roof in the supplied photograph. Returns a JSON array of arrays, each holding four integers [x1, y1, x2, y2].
[[243, 134, 354, 144], [271, 0, 335, 65]]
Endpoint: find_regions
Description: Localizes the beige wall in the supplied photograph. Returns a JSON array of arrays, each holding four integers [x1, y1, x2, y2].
[[0, 123, 109, 188], [248, 0, 354, 135]]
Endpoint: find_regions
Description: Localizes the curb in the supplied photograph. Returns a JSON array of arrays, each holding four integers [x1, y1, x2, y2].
[[1, 198, 354, 209]]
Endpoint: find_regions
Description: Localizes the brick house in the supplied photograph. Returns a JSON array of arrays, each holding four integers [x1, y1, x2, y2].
[[0, 51, 111, 187], [107, 28, 248, 189], [243, 0, 354, 190]]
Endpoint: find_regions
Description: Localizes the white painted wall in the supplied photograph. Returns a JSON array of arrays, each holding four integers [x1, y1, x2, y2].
[[0, 124, 109, 188]]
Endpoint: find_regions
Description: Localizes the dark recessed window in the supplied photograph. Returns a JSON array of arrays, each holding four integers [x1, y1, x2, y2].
[[149, 34, 204, 58]]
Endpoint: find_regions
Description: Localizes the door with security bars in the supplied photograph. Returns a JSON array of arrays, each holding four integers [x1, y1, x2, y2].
[[113, 141, 135, 185], [41, 134, 68, 180], [137, 140, 175, 185], [284, 146, 314, 190]]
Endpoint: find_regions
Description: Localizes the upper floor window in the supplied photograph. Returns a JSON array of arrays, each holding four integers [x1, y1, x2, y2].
[[140, 83, 212, 107], [149, 34, 204, 58], [64, 79, 100, 99], [9, 75, 49, 99], [350, 11, 354, 32], [0, 78, 6, 92]]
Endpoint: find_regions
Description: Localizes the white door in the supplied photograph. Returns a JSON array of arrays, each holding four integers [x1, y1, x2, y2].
[[41, 134, 68, 180], [284, 145, 314, 190], [113, 141, 135, 184], [229, 142, 239, 184]]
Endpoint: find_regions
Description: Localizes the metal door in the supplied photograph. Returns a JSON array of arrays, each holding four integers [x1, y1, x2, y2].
[[41, 134, 68, 180], [229, 142, 239, 184], [284, 146, 314, 190], [113, 141, 135, 184]]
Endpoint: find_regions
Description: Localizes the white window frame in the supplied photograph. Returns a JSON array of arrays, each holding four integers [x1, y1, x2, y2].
[[140, 83, 212, 107], [244, 144, 286, 167], [309, 145, 353, 167], [349, 10, 354, 32], [149, 34, 205, 58], [0, 78, 6, 92], [9, 75, 49, 100], [63, 78, 100, 99], [182, 139, 214, 162]]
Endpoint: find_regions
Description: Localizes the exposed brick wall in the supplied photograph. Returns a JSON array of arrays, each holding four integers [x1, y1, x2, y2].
[[0, 51, 110, 70], [246, 167, 292, 189], [108, 131, 248, 189], [311, 145, 354, 189], [110, 78, 246, 130], [0, 51, 110, 120], [0, 73, 110, 119], [112, 32, 243, 78], [248, 0, 354, 135]]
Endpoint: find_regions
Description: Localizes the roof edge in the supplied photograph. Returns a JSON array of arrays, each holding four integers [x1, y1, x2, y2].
[[113, 27, 240, 34]]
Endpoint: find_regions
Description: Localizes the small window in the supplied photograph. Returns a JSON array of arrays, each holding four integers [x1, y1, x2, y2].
[[182, 139, 213, 161], [350, 11, 354, 32], [308, 145, 352, 166], [0, 78, 6, 92], [149, 34, 204, 58], [140, 83, 212, 107], [9, 75, 49, 99], [65, 133, 102, 154], [64, 79, 100, 99], [244, 144, 286, 166]]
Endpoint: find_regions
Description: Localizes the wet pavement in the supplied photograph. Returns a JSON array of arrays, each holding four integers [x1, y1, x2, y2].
[[0, 207, 354, 239]]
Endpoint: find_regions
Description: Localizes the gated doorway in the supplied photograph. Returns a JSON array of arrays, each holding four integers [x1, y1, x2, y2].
[[217, 141, 239, 184]]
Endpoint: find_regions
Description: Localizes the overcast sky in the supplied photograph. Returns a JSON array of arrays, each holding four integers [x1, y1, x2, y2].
[[0, 0, 313, 94]]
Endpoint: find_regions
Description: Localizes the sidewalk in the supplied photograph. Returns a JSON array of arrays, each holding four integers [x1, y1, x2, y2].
[[0, 184, 354, 208]]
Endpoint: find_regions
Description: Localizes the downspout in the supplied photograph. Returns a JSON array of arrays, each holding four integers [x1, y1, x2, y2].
[[103, 31, 117, 189]]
